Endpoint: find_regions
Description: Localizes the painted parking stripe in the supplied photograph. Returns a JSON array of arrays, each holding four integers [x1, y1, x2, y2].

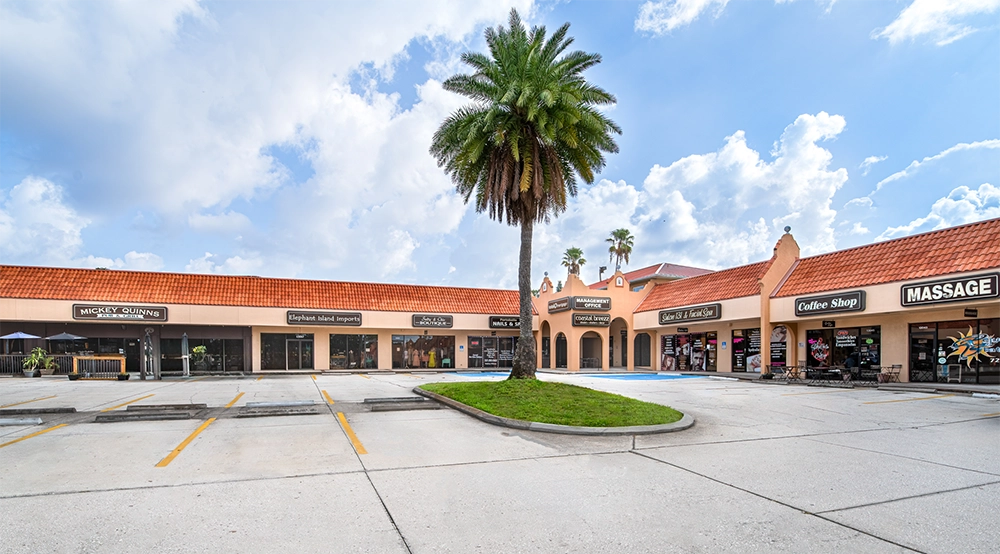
[[322, 390, 335, 405], [782, 390, 856, 396], [156, 418, 217, 467], [225, 392, 245, 408], [863, 394, 956, 405], [0, 395, 57, 409], [100, 394, 155, 412], [256, 376, 263, 381], [982, 412, 1000, 417], [357, 374, 370, 379], [0, 424, 68, 449], [336, 412, 367, 455], [311, 375, 317, 381]]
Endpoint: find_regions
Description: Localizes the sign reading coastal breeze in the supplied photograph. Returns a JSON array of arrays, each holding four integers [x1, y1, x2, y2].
[[795, 291, 866, 316], [548, 297, 571, 313], [571, 297, 612, 311], [489, 316, 520, 329], [73, 304, 167, 322], [412, 314, 454, 328], [900, 273, 998, 307], [658, 303, 721, 325], [287, 311, 362, 326], [572, 313, 611, 327]]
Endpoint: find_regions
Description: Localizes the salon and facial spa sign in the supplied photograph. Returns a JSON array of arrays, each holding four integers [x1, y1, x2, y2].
[[73, 304, 168, 322], [658, 303, 721, 325], [901, 273, 998, 306]]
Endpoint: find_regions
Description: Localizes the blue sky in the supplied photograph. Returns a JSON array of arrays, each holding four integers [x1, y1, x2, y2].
[[1, 0, 998, 288]]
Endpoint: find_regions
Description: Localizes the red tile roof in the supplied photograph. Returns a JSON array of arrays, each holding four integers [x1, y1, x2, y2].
[[589, 262, 713, 289], [635, 261, 769, 312], [0, 266, 522, 315], [773, 218, 1000, 297]]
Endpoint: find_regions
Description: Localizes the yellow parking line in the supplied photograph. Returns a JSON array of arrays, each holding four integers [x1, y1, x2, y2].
[[256, 376, 263, 381], [188, 376, 211, 382], [322, 390, 335, 405], [100, 394, 155, 412], [312, 375, 317, 381], [864, 394, 956, 405], [156, 418, 216, 467], [982, 412, 1000, 417], [0, 395, 57, 409], [782, 390, 855, 396], [336, 412, 367, 455], [358, 374, 370, 379], [0, 424, 68, 449], [225, 392, 245, 408]]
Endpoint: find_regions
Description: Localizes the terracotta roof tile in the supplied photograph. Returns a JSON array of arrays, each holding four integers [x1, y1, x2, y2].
[[0, 266, 522, 315], [635, 261, 769, 312], [774, 218, 1000, 297], [589, 262, 713, 289]]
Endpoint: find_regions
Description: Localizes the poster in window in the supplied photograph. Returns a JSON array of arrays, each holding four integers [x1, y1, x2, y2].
[[660, 335, 677, 371], [770, 325, 788, 368]]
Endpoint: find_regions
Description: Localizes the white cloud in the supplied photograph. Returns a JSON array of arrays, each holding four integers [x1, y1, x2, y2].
[[848, 222, 869, 235], [859, 155, 887, 176], [875, 139, 1000, 191], [877, 183, 1000, 240], [635, 0, 730, 35], [873, 0, 1000, 46], [185, 252, 266, 275], [188, 211, 252, 234], [77, 251, 165, 272]]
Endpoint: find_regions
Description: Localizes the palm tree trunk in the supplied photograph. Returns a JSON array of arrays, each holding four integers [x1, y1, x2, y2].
[[509, 217, 537, 379]]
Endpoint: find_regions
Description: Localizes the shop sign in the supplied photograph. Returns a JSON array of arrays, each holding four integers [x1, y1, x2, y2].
[[489, 316, 520, 329], [572, 313, 611, 327], [834, 329, 858, 348], [658, 303, 721, 325], [287, 311, 362, 326], [412, 314, 453, 328], [795, 291, 865, 316], [571, 296, 611, 311], [73, 304, 168, 322], [965, 308, 978, 318], [822, 320, 836, 328], [900, 273, 998, 306], [676, 327, 689, 333], [548, 297, 571, 313]]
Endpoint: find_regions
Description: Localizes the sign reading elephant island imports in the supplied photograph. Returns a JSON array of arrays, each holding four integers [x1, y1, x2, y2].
[[658, 303, 721, 326], [73, 304, 168, 322], [287, 311, 362, 326]]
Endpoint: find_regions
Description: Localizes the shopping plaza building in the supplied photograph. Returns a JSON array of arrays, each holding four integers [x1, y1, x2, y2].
[[1, 218, 998, 384]]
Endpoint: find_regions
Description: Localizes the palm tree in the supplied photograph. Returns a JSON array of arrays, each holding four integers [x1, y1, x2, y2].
[[431, 10, 621, 379], [606, 228, 634, 272], [561, 247, 586, 276]]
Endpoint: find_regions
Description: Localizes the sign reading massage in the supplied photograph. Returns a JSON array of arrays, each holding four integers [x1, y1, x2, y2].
[[572, 313, 611, 327], [795, 291, 866, 316], [658, 303, 721, 325], [901, 273, 999, 307], [287, 311, 362, 326], [489, 316, 520, 329], [412, 314, 454, 328], [73, 304, 168, 322]]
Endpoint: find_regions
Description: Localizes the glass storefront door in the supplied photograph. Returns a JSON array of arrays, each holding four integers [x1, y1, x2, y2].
[[286, 338, 314, 370]]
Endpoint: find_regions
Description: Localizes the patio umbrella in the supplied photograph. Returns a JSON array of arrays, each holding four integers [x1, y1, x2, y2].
[[45, 332, 87, 341], [181, 333, 190, 377], [1, 332, 41, 339]]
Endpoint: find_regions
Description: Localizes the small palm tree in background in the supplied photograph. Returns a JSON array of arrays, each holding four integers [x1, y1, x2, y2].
[[430, 10, 620, 379], [606, 228, 634, 272], [562, 246, 586, 275]]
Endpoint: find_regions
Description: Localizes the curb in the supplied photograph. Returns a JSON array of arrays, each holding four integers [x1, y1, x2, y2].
[[413, 387, 695, 436]]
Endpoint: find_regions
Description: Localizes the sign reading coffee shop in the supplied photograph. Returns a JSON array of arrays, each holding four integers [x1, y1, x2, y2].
[[489, 316, 520, 329], [572, 313, 611, 327], [73, 304, 168, 322], [658, 303, 721, 325], [548, 297, 571, 313], [412, 314, 454, 328], [901, 273, 998, 306], [287, 311, 362, 326], [795, 291, 866, 316]]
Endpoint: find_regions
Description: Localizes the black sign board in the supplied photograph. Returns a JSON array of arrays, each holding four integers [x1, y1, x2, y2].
[[287, 311, 362, 326], [489, 316, 520, 329], [676, 327, 689, 333], [548, 297, 571, 313], [794, 291, 866, 316], [965, 308, 978, 318], [571, 296, 612, 311], [822, 320, 836, 328], [572, 313, 611, 327], [412, 314, 453, 328], [73, 304, 168, 322], [901, 273, 999, 306], [658, 303, 721, 325]]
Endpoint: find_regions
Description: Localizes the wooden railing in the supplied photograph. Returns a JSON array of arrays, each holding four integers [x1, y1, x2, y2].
[[73, 355, 126, 378], [0, 354, 74, 375]]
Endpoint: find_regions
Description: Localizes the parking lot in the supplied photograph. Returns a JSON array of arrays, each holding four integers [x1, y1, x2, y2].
[[1, 373, 998, 553]]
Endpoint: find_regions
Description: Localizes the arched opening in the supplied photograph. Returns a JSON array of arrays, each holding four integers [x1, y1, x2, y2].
[[555, 333, 567, 369], [633, 332, 651, 368], [541, 321, 551, 369], [609, 317, 629, 368], [580, 331, 603, 369]]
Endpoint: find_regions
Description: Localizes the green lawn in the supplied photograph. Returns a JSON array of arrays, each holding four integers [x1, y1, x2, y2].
[[420, 379, 683, 427]]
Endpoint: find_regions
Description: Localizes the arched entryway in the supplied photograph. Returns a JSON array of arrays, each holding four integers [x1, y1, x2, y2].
[[633, 332, 651, 368], [609, 317, 628, 369], [555, 332, 568, 369], [580, 331, 603, 369], [541, 321, 551, 369]]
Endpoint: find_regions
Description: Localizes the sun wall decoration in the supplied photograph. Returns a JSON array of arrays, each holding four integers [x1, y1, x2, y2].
[[946, 326, 995, 368]]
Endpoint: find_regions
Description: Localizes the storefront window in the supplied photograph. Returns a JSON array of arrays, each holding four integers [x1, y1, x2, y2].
[[807, 327, 880, 369], [392, 335, 455, 369], [159, 338, 244, 373], [732, 328, 762, 372], [468, 336, 518, 368], [633, 333, 651, 367], [661, 333, 717, 372], [910, 319, 999, 384], [330, 335, 378, 369], [261, 333, 313, 370]]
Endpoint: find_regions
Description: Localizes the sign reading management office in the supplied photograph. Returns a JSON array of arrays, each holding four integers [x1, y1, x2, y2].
[[900, 273, 998, 307], [73, 304, 168, 322]]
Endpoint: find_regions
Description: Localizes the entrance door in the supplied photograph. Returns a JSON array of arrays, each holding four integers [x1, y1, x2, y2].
[[125, 339, 140, 372], [909, 332, 935, 382], [286, 338, 314, 370], [482, 337, 498, 368], [541, 337, 550, 369], [555, 334, 567, 368]]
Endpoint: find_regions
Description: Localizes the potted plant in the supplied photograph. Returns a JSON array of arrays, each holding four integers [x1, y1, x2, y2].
[[22, 347, 55, 377], [191, 345, 211, 372], [68, 372, 82, 381]]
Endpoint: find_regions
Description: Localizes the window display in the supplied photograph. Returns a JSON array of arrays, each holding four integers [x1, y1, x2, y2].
[[909, 319, 999, 384], [392, 335, 455, 369], [330, 334, 378, 369], [661, 332, 717, 372], [468, 336, 518, 368], [806, 327, 880, 370]]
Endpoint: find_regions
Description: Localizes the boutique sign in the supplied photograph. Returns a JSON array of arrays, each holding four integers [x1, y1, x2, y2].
[[658, 303, 721, 325], [412, 314, 454, 328], [901, 274, 998, 306], [287, 311, 362, 326], [795, 291, 866, 316], [73, 304, 168, 322], [572, 313, 611, 327]]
